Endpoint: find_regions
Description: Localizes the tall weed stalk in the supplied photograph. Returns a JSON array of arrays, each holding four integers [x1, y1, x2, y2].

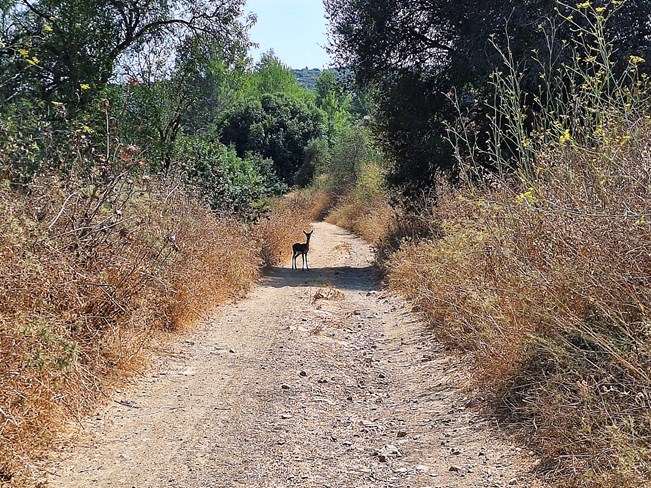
[[391, 2, 651, 486]]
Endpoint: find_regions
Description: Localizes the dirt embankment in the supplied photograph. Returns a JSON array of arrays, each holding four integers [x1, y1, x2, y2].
[[40, 222, 542, 487]]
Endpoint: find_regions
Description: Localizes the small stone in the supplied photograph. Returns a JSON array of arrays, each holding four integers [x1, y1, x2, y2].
[[416, 465, 429, 472], [508, 478, 518, 485], [375, 444, 402, 460], [451, 447, 461, 455], [281, 413, 293, 420], [281, 384, 290, 390], [318, 378, 328, 384], [449, 465, 462, 472], [299, 370, 307, 377], [397, 431, 408, 438], [229, 349, 235, 353]]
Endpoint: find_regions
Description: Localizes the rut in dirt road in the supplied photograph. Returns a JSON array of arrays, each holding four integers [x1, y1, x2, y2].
[[46, 222, 542, 488]]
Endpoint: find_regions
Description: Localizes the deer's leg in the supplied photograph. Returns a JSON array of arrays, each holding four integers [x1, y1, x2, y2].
[[305, 252, 309, 270]]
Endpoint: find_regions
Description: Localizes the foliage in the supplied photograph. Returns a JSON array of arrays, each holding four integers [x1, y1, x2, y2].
[[175, 135, 284, 220], [218, 92, 324, 185], [115, 33, 249, 171], [292, 67, 323, 90], [314, 69, 351, 145], [318, 124, 377, 192], [382, 4, 651, 486], [449, 1, 651, 181], [325, 0, 651, 195], [0, 0, 252, 107], [241, 51, 313, 102]]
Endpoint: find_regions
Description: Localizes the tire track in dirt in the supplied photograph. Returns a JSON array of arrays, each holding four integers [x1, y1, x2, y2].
[[45, 222, 543, 487]]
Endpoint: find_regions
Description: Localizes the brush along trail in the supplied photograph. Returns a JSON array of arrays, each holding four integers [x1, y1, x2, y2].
[[46, 222, 542, 488]]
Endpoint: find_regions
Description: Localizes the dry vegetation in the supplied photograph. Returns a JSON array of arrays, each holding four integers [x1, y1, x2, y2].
[[320, 163, 398, 247], [0, 167, 311, 482], [386, 123, 651, 486], [253, 191, 316, 267]]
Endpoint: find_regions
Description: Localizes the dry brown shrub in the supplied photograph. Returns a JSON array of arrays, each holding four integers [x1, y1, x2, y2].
[[0, 173, 264, 481], [253, 191, 314, 267], [386, 126, 651, 486], [304, 188, 334, 222], [326, 192, 397, 246], [170, 203, 260, 330]]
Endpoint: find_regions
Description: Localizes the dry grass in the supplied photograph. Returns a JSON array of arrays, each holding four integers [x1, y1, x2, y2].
[[386, 123, 651, 486], [326, 192, 397, 247], [0, 168, 304, 482], [253, 191, 315, 268], [325, 163, 390, 245]]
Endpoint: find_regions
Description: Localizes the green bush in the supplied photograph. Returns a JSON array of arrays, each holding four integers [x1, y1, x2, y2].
[[175, 135, 284, 220], [218, 93, 324, 185]]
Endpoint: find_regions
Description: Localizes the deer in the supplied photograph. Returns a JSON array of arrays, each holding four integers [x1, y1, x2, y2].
[[292, 229, 314, 270]]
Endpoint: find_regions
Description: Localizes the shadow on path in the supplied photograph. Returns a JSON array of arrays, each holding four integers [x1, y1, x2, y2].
[[262, 266, 379, 293]]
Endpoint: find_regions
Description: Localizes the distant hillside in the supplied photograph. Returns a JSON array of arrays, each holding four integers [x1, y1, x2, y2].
[[292, 68, 323, 90]]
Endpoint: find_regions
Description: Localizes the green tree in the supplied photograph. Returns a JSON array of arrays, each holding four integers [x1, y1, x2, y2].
[[219, 93, 324, 185], [116, 33, 249, 171], [240, 50, 313, 102], [314, 70, 350, 145], [325, 0, 651, 194], [1, 0, 252, 106], [176, 135, 283, 220]]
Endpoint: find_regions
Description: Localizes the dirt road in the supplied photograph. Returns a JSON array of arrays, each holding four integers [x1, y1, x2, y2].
[[46, 222, 540, 487]]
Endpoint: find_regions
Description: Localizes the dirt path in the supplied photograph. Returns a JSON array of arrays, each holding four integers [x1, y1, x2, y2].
[[45, 222, 541, 487]]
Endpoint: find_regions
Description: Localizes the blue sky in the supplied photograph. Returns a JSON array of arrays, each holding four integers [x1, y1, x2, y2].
[[245, 0, 331, 69]]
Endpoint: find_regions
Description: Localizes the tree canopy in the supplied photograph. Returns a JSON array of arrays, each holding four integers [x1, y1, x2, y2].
[[0, 0, 252, 104], [325, 0, 651, 194], [219, 93, 324, 185]]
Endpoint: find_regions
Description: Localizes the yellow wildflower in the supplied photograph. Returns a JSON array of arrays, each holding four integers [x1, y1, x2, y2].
[[559, 129, 572, 144], [629, 55, 646, 64], [18, 48, 29, 57], [515, 187, 537, 205], [43, 24, 53, 32], [26, 56, 39, 66], [576, 1, 590, 8], [80, 83, 91, 90]]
